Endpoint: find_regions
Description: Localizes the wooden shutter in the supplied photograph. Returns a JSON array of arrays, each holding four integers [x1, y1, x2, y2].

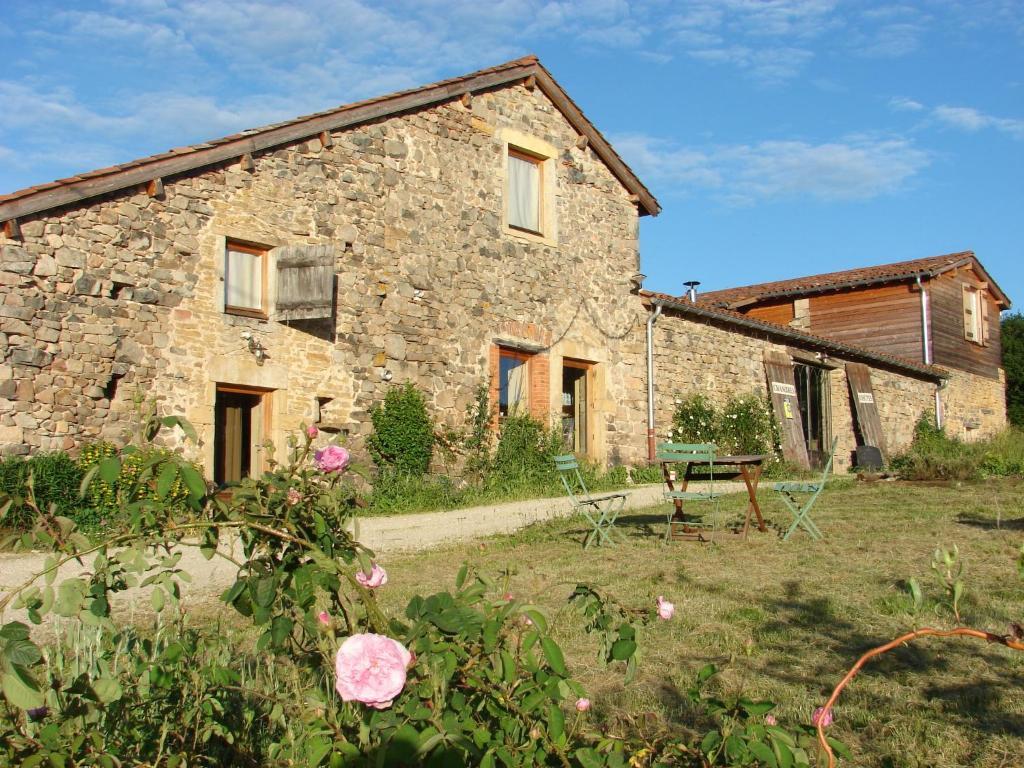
[[962, 285, 978, 342], [845, 363, 887, 460], [979, 290, 990, 345], [273, 245, 336, 321], [764, 350, 810, 469]]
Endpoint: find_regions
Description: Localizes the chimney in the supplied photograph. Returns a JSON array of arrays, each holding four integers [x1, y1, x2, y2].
[[683, 280, 701, 303]]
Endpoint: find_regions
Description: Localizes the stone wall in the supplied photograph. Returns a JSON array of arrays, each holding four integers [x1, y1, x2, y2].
[[941, 367, 1007, 441], [651, 311, 939, 471], [0, 81, 651, 469]]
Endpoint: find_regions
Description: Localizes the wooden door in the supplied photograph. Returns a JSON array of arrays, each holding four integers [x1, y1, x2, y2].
[[845, 363, 887, 460], [764, 350, 811, 469]]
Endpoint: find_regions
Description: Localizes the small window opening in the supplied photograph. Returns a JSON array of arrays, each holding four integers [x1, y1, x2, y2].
[[103, 372, 124, 401]]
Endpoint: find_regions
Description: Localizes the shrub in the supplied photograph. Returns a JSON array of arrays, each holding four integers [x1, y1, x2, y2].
[[888, 414, 1024, 482], [77, 441, 195, 530], [671, 393, 718, 445], [671, 392, 781, 466], [367, 382, 435, 477], [490, 411, 562, 488], [0, 452, 84, 531]]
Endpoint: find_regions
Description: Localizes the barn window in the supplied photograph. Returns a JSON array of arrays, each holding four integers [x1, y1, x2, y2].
[[495, 347, 533, 419], [962, 285, 989, 345], [224, 241, 267, 317]]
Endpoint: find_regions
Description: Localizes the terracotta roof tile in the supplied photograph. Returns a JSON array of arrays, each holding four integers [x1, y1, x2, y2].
[[697, 251, 1010, 308]]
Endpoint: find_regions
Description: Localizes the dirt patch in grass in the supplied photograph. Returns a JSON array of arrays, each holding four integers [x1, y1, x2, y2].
[[374, 480, 1024, 768]]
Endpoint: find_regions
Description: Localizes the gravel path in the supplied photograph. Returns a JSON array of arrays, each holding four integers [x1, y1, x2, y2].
[[1, 481, 758, 628]]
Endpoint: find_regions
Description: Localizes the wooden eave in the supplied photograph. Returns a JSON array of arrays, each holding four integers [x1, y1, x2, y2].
[[0, 56, 659, 224]]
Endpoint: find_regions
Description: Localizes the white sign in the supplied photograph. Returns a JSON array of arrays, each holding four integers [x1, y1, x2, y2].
[[771, 382, 797, 397], [857, 392, 875, 404]]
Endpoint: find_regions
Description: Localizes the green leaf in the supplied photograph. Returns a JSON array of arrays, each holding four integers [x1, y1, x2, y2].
[[2, 665, 44, 709], [574, 748, 603, 768], [98, 457, 122, 485], [3, 638, 42, 667], [92, 677, 123, 704], [698, 663, 717, 683], [455, 563, 468, 589], [78, 465, 100, 499], [520, 607, 548, 634], [151, 588, 165, 613], [749, 739, 778, 767], [155, 463, 178, 499], [609, 638, 637, 661], [0, 622, 31, 641], [271, 615, 294, 647], [547, 703, 565, 744], [305, 736, 331, 766], [54, 579, 87, 617], [253, 576, 277, 609], [908, 577, 922, 610], [540, 637, 568, 676], [179, 465, 206, 501], [826, 737, 853, 759], [741, 700, 775, 717], [700, 730, 722, 755]]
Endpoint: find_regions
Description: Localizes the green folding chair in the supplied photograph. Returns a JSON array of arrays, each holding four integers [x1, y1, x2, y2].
[[774, 437, 839, 541], [656, 443, 720, 542], [554, 455, 628, 549]]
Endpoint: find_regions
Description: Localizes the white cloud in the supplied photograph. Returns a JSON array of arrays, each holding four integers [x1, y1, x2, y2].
[[614, 132, 930, 204], [932, 105, 1024, 139], [889, 96, 924, 112]]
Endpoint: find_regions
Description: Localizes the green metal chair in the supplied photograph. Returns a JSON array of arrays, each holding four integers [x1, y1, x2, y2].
[[554, 455, 627, 549], [656, 443, 720, 542], [774, 437, 839, 541]]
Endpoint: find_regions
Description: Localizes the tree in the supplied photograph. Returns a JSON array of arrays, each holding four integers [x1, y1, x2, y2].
[[1002, 312, 1024, 426]]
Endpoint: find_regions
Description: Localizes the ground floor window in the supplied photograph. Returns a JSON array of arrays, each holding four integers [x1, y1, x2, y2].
[[794, 363, 831, 469], [561, 359, 591, 454], [214, 384, 272, 485], [497, 348, 533, 419]]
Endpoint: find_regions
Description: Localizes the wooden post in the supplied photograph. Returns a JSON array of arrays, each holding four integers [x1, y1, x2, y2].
[[524, 75, 536, 91], [3, 218, 21, 239], [319, 131, 333, 149], [240, 153, 255, 172], [460, 92, 473, 108], [147, 178, 164, 198], [575, 135, 589, 150]]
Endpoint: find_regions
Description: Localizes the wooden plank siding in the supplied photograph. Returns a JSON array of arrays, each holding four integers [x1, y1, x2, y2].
[[806, 284, 923, 364], [927, 272, 1002, 379], [746, 300, 795, 326]]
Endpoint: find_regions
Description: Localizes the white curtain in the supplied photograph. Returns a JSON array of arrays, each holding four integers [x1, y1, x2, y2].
[[507, 359, 529, 412], [508, 154, 540, 231], [226, 248, 262, 310]]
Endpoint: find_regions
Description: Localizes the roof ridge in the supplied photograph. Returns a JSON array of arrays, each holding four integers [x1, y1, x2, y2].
[[0, 55, 660, 221]]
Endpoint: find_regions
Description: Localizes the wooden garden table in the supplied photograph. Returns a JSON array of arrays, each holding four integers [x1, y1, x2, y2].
[[662, 454, 768, 540]]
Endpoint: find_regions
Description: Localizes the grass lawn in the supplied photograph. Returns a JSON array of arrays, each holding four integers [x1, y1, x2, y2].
[[375, 479, 1024, 768]]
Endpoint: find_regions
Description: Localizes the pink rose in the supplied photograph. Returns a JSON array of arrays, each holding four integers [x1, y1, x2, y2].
[[812, 707, 833, 727], [315, 445, 350, 472], [355, 563, 388, 589], [575, 698, 591, 712], [502, 592, 514, 602], [335, 633, 412, 709], [286, 488, 302, 506], [318, 611, 331, 626], [307, 425, 319, 438], [764, 714, 777, 726], [657, 596, 675, 620]]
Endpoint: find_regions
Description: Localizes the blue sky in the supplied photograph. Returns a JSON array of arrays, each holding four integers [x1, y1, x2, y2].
[[2, 1, 1021, 308]]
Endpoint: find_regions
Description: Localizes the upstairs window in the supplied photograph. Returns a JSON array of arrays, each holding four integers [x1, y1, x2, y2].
[[225, 241, 267, 317], [507, 148, 542, 234], [962, 285, 989, 345]]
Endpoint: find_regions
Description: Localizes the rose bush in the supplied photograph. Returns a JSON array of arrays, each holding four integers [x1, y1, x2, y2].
[[0, 409, 826, 767]]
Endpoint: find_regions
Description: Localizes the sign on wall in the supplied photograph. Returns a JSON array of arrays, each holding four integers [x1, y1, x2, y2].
[[771, 381, 797, 397]]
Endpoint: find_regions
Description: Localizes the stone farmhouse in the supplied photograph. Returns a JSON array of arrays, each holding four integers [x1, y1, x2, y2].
[[0, 56, 1010, 480]]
